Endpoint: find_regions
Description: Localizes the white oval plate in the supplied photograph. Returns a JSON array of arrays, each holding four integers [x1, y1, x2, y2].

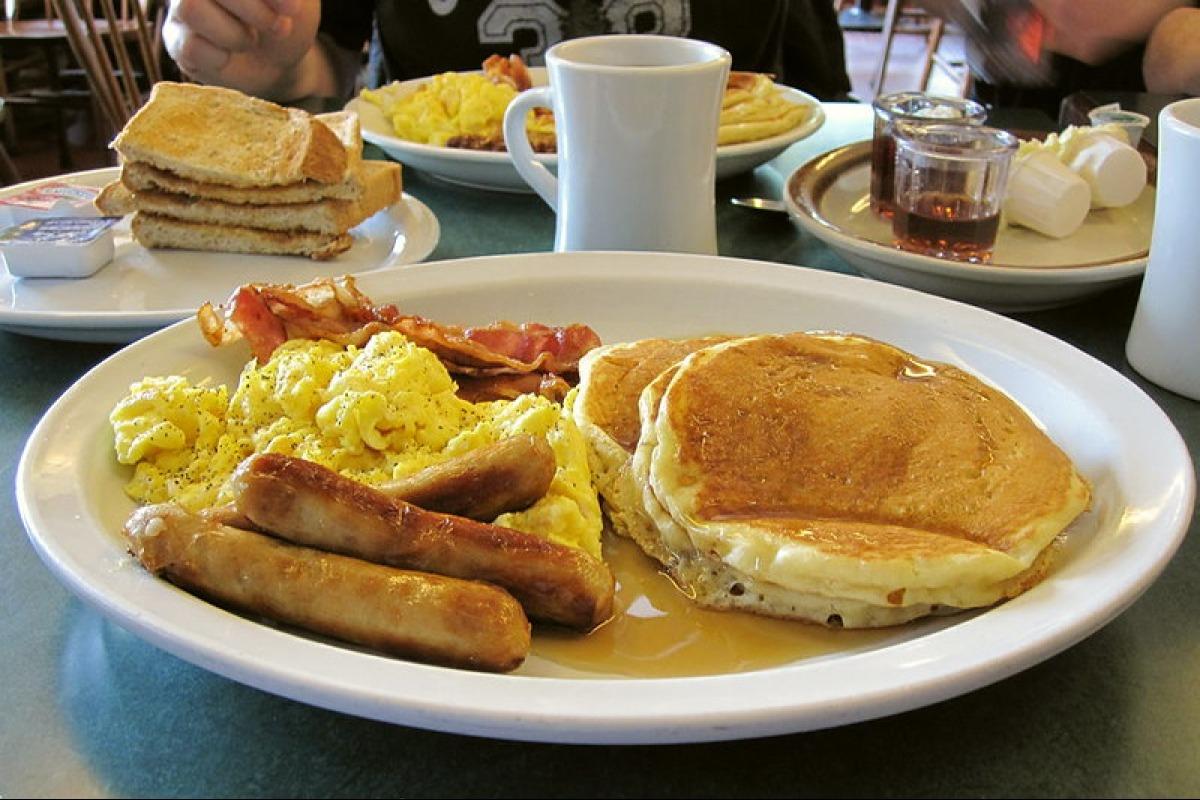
[[17, 252, 1193, 744], [785, 141, 1154, 312], [0, 168, 441, 342], [347, 68, 825, 192]]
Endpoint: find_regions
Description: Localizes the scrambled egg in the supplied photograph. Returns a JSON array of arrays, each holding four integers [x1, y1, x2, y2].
[[362, 72, 555, 149], [109, 332, 603, 558]]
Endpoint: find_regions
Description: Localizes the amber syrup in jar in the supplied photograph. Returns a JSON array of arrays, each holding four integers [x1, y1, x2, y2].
[[870, 132, 898, 217], [893, 193, 1000, 263]]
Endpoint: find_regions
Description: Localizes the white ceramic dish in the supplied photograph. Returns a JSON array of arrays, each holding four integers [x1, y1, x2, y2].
[[0, 168, 441, 342], [347, 68, 825, 192], [784, 141, 1155, 311], [17, 252, 1193, 744]]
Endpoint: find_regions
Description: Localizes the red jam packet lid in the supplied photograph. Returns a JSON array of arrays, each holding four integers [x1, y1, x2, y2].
[[0, 181, 99, 211]]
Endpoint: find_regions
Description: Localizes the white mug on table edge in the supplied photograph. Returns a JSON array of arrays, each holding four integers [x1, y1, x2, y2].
[[503, 34, 731, 254], [1126, 97, 1200, 402]]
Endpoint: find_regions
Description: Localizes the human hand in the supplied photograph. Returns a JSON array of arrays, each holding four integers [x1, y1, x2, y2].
[[1030, 0, 1191, 64], [163, 0, 321, 98]]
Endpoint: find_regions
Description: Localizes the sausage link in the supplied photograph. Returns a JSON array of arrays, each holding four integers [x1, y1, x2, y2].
[[230, 452, 614, 630], [379, 433, 556, 521], [125, 503, 531, 672]]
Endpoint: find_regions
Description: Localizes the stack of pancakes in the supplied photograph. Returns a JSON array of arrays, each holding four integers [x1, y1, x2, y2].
[[573, 332, 1091, 628], [97, 82, 402, 260]]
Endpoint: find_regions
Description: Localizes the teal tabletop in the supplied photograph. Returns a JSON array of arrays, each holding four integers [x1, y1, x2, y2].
[[2, 104, 1197, 798]]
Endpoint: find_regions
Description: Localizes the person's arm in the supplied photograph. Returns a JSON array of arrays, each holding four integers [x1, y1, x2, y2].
[[162, 0, 360, 101], [1144, 7, 1200, 94], [1030, 0, 1192, 65]]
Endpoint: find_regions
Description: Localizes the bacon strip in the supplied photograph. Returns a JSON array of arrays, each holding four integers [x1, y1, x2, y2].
[[454, 372, 571, 403], [197, 276, 601, 377], [482, 53, 534, 91]]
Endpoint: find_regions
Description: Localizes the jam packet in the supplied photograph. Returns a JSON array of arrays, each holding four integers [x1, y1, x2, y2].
[[0, 216, 121, 278]]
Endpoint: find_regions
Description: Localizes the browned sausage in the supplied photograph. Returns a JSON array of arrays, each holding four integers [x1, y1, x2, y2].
[[229, 452, 615, 631], [125, 503, 531, 672], [204, 434, 556, 528], [378, 434, 556, 521]]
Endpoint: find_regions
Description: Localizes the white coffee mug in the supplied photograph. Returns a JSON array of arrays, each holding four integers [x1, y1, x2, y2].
[[1126, 98, 1200, 401], [503, 35, 730, 254]]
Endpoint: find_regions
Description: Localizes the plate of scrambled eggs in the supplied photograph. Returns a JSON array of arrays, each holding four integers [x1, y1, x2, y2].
[[347, 68, 824, 192], [108, 330, 601, 558], [16, 252, 1192, 744]]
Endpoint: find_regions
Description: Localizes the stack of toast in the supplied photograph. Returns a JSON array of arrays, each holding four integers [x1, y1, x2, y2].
[[97, 82, 402, 260]]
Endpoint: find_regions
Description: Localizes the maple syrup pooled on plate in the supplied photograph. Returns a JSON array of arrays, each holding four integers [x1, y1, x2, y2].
[[893, 192, 1002, 263], [532, 533, 893, 678]]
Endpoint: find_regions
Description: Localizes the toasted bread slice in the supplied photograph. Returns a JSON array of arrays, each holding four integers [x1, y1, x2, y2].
[[317, 110, 362, 175], [118, 112, 379, 204], [120, 160, 367, 203], [95, 180, 136, 216], [113, 82, 348, 187], [131, 212, 353, 260], [121, 161, 401, 235]]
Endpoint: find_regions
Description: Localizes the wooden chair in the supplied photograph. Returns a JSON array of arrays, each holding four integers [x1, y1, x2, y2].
[[0, 98, 22, 183], [0, 0, 86, 167], [868, 0, 971, 98], [0, 0, 162, 168], [918, 15, 972, 97], [49, 0, 162, 140]]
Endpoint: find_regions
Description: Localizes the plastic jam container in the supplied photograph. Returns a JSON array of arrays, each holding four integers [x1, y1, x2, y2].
[[0, 216, 121, 278], [0, 182, 101, 227]]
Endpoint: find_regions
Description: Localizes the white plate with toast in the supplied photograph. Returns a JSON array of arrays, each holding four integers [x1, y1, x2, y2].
[[0, 168, 440, 343], [17, 251, 1193, 744], [347, 69, 825, 193]]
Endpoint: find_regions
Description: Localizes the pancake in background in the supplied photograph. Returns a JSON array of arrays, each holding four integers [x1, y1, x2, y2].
[[718, 72, 812, 146], [573, 336, 731, 564], [641, 332, 1090, 627]]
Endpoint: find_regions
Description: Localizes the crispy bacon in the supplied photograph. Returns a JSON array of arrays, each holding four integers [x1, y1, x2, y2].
[[454, 372, 572, 403], [197, 276, 601, 379], [444, 130, 556, 153], [389, 315, 600, 376], [482, 53, 533, 91]]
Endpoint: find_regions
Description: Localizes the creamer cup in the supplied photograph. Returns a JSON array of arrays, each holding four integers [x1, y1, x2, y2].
[[1087, 105, 1150, 149]]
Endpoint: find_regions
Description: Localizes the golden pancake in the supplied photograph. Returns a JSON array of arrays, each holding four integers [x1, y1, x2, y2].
[[643, 332, 1091, 626], [632, 363, 944, 627], [573, 337, 731, 564], [718, 72, 811, 145]]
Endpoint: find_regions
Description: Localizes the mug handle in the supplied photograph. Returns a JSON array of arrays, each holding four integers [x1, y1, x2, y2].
[[503, 86, 557, 210]]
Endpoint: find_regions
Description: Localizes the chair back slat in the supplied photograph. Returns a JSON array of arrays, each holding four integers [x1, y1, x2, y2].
[[77, 2, 130, 122], [97, 0, 141, 107], [51, 0, 122, 132], [130, 0, 160, 83], [49, 0, 163, 136]]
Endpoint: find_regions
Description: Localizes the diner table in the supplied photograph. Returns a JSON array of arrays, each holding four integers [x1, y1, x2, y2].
[[2, 102, 1197, 797]]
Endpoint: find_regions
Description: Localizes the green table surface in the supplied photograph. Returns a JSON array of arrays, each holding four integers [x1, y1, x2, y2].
[[2, 104, 1197, 798]]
